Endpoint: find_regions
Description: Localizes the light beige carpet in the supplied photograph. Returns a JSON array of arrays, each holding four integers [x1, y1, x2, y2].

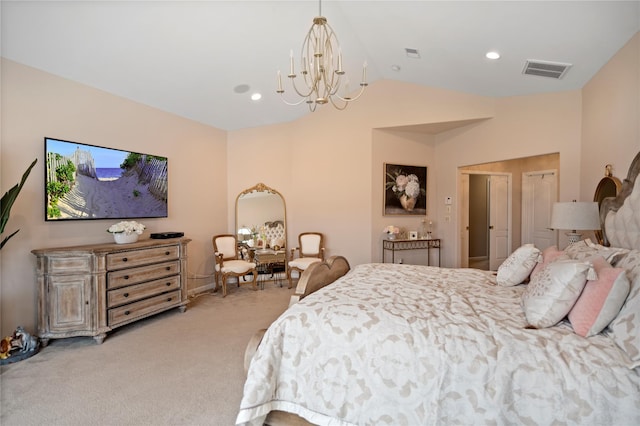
[[0, 281, 293, 426]]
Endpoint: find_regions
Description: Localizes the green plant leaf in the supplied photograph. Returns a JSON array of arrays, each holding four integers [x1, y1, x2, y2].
[[1, 158, 38, 248]]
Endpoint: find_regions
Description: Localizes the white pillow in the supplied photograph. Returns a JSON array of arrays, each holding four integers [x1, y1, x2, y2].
[[496, 244, 541, 286], [565, 238, 629, 264], [606, 249, 640, 368], [522, 259, 591, 328]]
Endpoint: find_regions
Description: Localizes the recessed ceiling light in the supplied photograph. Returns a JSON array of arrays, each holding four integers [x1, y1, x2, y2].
[[486, 51, 501, 60], [391, 64, 401, 72], [251, 93, 262, 101], [234, 84, 250, 94]]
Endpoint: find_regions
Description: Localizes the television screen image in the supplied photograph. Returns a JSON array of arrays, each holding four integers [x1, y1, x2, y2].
[[45, 137, 168, 221]]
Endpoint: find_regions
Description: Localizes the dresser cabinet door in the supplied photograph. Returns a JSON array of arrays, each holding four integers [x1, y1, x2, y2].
[[47, 275, 92, 332]]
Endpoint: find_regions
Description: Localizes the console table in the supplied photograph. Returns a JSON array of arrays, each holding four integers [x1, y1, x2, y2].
[[32, 237, 190, 345], [382, 238, 441, 266], [252, 249, 287, 288]]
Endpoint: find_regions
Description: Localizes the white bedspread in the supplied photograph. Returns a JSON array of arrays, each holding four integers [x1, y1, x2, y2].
[[237, 263, 640, 425]]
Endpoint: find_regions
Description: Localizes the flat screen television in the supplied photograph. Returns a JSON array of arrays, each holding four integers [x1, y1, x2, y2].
[[44, 137, 168, 221]]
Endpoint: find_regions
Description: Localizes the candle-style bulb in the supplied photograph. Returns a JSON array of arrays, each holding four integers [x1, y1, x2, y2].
[[289, 49, 295, 75]]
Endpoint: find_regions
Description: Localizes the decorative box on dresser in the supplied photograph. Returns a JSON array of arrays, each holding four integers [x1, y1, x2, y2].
[[32, 237, 191, 345]]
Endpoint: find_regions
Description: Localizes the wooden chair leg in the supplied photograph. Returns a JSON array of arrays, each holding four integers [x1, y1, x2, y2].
[[251, 270, 258, 291], [222, 273, 228, 297]]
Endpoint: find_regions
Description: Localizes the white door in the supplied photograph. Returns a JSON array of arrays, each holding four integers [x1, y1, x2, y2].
[[489, 174, 511, 270], [459, 173, 470, 268], [522, 170, 557, 250]]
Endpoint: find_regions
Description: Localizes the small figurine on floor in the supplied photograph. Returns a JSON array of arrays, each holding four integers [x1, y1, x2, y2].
[[0, 326, 40, 364]]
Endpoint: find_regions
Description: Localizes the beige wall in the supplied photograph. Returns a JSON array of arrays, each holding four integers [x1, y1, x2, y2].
[[2, 31, 639, 336], [372, 129, 436, 264], [581, 32, 640, 199], [1, 59, 227, 336], [227, 81, 495, 267], [433, 91, 584, 265]]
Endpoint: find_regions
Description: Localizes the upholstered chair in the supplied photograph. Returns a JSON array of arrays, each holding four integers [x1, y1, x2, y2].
[[212, 234, 258, 297], [287, 232, 325, 289]]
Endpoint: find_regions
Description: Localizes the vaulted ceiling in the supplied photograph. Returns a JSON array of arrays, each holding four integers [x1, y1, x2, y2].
[[2, 1, 639, 131]]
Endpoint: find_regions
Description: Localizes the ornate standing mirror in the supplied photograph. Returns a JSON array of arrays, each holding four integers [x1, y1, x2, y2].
[[594, 164, 622, 245], [236, 183, 287, 248], [236, 183, 288, 286]]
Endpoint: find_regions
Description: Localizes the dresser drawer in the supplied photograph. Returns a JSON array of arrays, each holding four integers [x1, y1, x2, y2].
[[107, 275, 180, 308], [108, 290, 181, 327], [106, 245, 180, 270], [107, 260, 180, 289], [44, 255, 93, 274]]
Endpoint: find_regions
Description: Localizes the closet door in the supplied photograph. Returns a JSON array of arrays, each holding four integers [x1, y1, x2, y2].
[[522, 170, 557, 250]]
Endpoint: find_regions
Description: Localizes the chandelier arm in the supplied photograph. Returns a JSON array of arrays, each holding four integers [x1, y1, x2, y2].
[[278, 92, 310, 106], [332, 84, 368, 103], [327, 95, 349, 110], [289, 77, 317, 99]]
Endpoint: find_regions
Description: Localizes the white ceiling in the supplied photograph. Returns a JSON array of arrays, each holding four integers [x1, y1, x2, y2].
[[2, 1, 639, 131]]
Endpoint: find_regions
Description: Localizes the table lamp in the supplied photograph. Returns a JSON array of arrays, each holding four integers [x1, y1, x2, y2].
[[550, 201, 601, 244]]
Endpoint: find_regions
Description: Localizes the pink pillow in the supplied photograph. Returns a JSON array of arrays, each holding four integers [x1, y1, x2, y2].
[[568, 256, 630, 337], [530, 245, 566, 279]]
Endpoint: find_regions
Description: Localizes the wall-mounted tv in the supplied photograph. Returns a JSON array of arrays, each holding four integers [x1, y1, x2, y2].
[[44, 137, 168, 221]]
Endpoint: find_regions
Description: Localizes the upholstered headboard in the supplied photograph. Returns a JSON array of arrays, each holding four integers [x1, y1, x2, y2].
[[263, 220, 285, 248], [602, 151, 640, 250]]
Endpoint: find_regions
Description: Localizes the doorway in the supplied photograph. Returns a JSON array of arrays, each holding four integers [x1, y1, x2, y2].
[[460, 172, 511, 270], [457, 153, 560, 268]]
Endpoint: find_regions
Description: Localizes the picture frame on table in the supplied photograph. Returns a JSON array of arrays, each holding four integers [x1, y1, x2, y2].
[[409, 231, 418, 240]]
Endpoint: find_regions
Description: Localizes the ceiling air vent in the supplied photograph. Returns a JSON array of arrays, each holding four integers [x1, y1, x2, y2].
[[405, 48, 420, 59], [522, 60, 572, 79]]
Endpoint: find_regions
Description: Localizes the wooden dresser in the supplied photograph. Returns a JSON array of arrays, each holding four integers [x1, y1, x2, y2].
[[32, 237, 191, 345]]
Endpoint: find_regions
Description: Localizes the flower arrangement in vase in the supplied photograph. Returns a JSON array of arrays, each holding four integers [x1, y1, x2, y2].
[[107, 221, 146, 244], [383, 225, 400, 240], [386, 169, 426, 212]]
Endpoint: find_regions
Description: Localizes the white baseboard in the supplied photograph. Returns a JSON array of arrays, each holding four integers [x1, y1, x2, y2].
[[188, 283, 216, 297], [469, 256, 488, 261]]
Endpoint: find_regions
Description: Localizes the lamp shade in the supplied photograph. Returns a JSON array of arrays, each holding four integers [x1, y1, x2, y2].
[[550, 202, 601, 231]]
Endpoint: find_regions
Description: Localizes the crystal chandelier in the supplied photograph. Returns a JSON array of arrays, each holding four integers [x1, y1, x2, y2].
[[277, 0, 367, 111]]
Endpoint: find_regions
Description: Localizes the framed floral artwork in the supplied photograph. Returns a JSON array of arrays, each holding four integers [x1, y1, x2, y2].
[[384, 163, 427, 216]]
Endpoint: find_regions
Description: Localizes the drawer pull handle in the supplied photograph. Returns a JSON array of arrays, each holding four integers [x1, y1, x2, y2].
[[123, 293, 129, 297], [122, 257, 128, 262], [124, 275, 130, 280], [165, 251, 170, 255], [166, 282, 171, 287], [166, 267, 171, 271], [124, 310, 130, 315], [167, 297, 172, 302]]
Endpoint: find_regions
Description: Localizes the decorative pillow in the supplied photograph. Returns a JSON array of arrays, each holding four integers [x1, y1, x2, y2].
[[496, 244, 541, 286], [613, 249, 640, 283], [606, 249, 640, 368], [568, 256, 630, 337], [522, 259, 591, 329], [565, 238, 629, 264], [530, 245, 566, 279]]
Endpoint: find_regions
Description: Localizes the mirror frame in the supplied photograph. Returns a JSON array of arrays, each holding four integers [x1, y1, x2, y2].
[[594, 170, 622, 245], [235, 182, 287, 250]]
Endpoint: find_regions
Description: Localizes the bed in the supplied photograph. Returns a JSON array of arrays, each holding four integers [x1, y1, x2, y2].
[[237, 152, 640, 426]]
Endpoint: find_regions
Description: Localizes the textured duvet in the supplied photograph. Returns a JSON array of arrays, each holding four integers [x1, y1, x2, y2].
[[236, 263, 640, 425]]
